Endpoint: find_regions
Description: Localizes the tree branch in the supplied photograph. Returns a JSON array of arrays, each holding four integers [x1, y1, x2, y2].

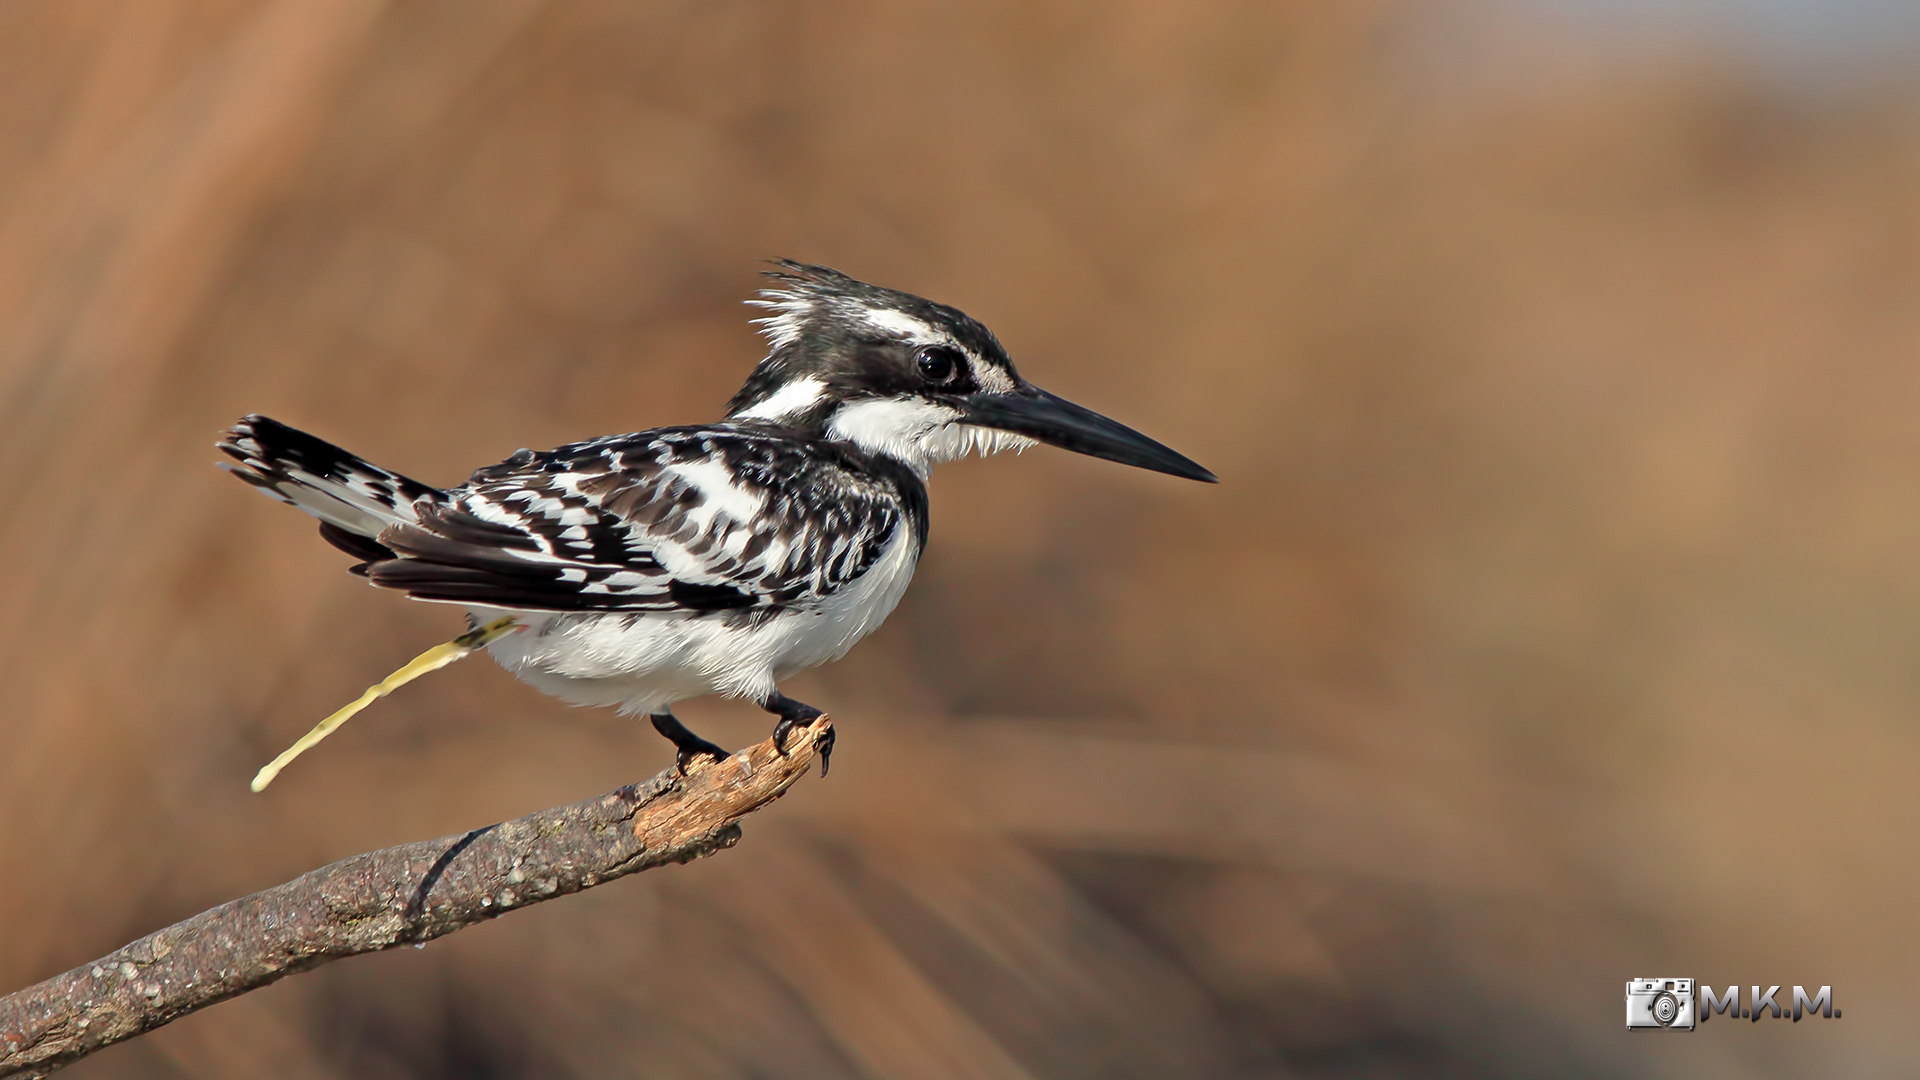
[[0, 717, 833, 1079]]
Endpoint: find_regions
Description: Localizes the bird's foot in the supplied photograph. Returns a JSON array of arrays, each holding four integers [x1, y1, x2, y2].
[[767, 693, 831, 777], [650, 713, 729, 775], [772, 716, 834, 777]]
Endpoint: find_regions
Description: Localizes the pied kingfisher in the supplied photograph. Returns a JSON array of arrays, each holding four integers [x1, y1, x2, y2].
[[221, 262, 1213, 784]]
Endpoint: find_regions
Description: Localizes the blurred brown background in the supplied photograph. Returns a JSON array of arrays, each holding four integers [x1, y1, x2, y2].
[[2, 1, 1916, 1076]]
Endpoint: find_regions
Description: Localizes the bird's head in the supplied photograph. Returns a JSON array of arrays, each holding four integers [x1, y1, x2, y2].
[[726, 261, 1215, 482]]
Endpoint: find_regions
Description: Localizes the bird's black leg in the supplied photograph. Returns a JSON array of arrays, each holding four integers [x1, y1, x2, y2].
[[761, 690, 834, 777], [650, 712, 729, 775]]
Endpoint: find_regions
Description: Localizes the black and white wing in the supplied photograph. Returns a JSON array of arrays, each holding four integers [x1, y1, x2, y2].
[[364, 427, 925, 614], [218, 415, 449, 566]]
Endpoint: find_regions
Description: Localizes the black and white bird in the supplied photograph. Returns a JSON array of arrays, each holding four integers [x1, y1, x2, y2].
[[221, 261, 1213, 787]]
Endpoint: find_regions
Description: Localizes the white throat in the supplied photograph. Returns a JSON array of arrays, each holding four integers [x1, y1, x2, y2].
[[826, 397, 1037, 473]]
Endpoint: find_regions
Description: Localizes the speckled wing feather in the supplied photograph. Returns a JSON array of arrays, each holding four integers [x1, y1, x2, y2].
[[365, 426, 925, 613]]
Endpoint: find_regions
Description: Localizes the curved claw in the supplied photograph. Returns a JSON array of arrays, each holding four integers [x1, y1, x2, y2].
[[764, 691, 830, 776], [772, 715, 834, 778], [772, 716, 797, 756], [815, 723, 836, 778]]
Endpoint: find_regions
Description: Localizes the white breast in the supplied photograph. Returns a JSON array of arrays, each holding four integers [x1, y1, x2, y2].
[[474, 525, 921, 716]]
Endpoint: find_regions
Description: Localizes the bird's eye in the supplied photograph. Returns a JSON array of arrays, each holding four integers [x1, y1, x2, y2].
[[916, 345, 961, 384]]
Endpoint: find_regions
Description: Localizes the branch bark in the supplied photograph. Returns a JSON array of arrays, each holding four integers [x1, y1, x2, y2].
[[0, 717, 833, 1079]]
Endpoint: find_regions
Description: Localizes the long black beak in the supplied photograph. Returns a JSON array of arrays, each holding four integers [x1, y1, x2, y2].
[[959, 385, 1217, 482]]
